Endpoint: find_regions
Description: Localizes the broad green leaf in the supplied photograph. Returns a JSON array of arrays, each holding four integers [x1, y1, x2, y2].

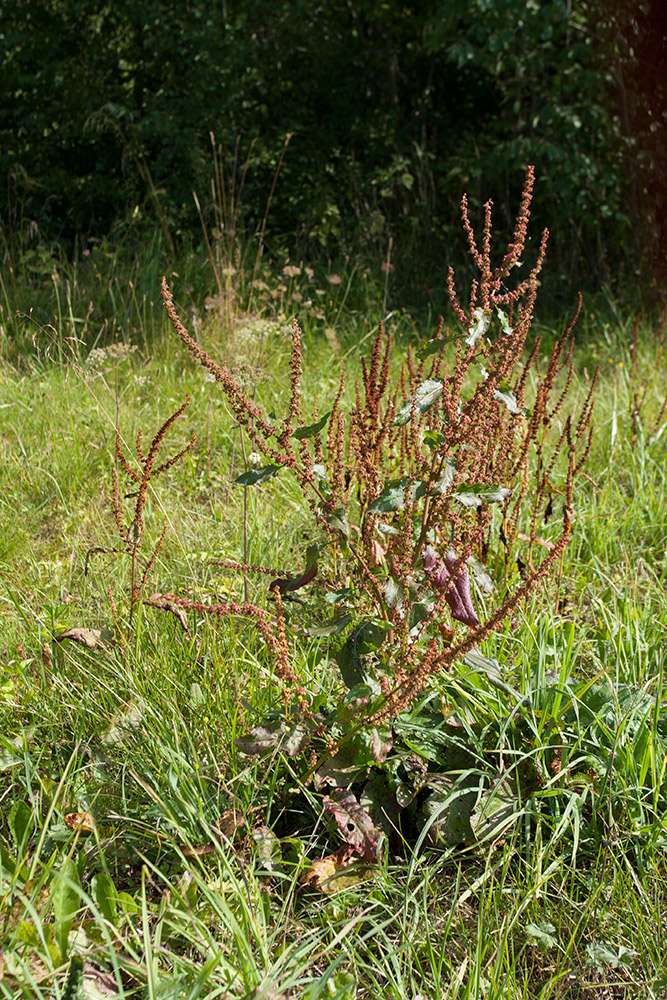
[[294, 411, 330, 439], [336, 621, 388, 689], [377, 522, 400, 535], [463, 650, 501, 678], [470, 774, 522, 843], [308, 612, 354, 637], [432, 458, 457, 493], [383, 577, 405, 610], [408, 598, 435, 632], [417, 336, 448, 359], [424, 428, 445, 450], [8, 800, 33, 851], [368, 478, 426, 514], [345, 683, 376, 703], [91, 873, 118, 926], [235, 463, 281, 486], [325, 587, 354, 604], [394, 378, 444, 425], [453, 483, 511, 507], [496, 307, 513, 336], [311, 463, 329, 481], [117, 891, 139, 918], [326, 507, 349, 535], [51, 857, 79, 961], [419, 774, 478, 846], [493, 380, 527, 415], [586, 941, 637, 972], [526, 922, 558, 950]]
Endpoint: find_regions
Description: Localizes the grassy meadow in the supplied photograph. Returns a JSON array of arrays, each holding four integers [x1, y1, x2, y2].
[[1, 247, 667, 1000]]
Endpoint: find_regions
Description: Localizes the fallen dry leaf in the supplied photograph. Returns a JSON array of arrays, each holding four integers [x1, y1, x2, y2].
[[300, 845, 366, 893], [181, 842, 216, 859], [181, 809, 249, 858], [82, 962, 120, 997], [215, 808, 248, 841], [64, 812, 96, 833]]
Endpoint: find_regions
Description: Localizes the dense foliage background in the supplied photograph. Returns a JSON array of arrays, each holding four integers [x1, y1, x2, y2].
[[1, 0, 665, 301]]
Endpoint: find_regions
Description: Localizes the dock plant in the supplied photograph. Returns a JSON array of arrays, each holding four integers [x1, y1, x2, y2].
[[160, 167, 596, 722]]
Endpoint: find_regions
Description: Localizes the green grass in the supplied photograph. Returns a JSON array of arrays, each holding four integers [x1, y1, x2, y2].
[[1, 267, 667, 999]]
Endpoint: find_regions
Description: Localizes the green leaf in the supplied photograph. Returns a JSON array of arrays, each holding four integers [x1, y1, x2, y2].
[[8, 801, 33, 851], [377, 522, 400, 535], [496, 308, 513, 336], [466, 308, 491, 345], [383, 577, 405, 610], [336, 621, 388, 689], [91, 873, 118, 926], [307, 612, 354, 637], [51, 857, 79, 961], [419, 774, 478, 846], [493, 381, 528, 415], [453, 484, 511, 507], [463, 650, 501, 678], [586, 941, 637, 972], [526, 922, 558, 950], [394, 378, 444, 425], [470, 774, 523, 843], [234, 464, 281, 486], [368, 478, 426, 514], [408, 598, 435, 632], [294, 411, 331, 439], [432, 458, 457, 493], [326, 507, 349, 535], [325, 587, 354, 604], [417, 337, 448, 359], [424, 428, 445, 450]]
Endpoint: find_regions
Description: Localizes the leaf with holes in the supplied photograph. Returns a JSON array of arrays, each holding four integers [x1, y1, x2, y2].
[[323, 788, 384, 861]]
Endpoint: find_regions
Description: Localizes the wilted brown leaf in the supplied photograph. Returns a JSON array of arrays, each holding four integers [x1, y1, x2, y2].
[[300, 845, 365, 894], [323, 788, 384, 861], [82, 962, 120, 997], [55, 627, 112, 649], [181, 809, 249, 858], [181, 842, 216, 858], [64, 812, 96, 833], [144, 593, 190, 632], [215, 808, 248, 841]]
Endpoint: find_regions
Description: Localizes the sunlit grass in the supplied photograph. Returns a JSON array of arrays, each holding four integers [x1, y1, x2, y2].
[[1, 275, 666, 998]]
